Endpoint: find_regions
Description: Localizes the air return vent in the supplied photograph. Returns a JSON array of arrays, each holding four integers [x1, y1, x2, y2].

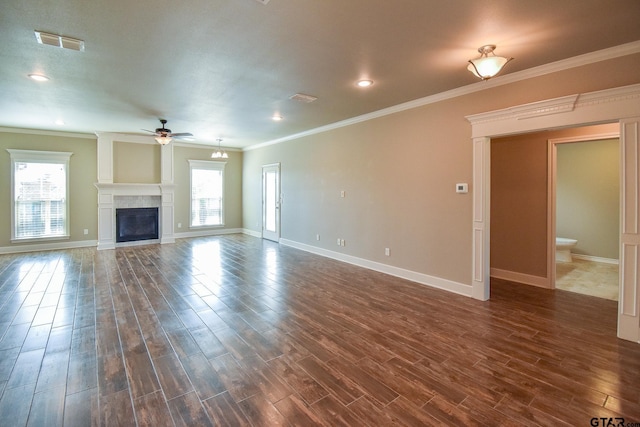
[[289, 93, 318, 103], [35, 31, 85, 51]]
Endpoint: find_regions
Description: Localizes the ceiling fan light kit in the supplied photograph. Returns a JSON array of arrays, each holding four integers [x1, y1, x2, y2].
[[144, 119, 193, 145]]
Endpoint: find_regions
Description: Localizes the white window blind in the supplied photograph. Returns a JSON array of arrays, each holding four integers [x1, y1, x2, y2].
[[8, 149, 72, 241], [189, 160, 225, 227]]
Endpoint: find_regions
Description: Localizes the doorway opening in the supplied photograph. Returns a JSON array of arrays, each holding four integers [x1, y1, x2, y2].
[[467, 82, 640, 342], [550, 131, 620, 301]]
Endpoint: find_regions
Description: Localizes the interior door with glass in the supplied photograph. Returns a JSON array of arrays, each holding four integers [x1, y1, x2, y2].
[[262, 163, 280, 242]]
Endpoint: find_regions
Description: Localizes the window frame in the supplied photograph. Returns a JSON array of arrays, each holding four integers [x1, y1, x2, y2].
[[188, 159, 226, 228], [8, 149, 73, 243]]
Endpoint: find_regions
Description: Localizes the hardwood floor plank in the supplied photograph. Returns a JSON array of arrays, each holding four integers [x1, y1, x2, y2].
[[236, 392, 288, 427], [167, 391, 214, 427], [133, 390, 173, 427], [0, 383, 35, 426], [64, 387, 99, 427], [27, 387, 66, 427], [209, 353, 260, 402], [296, 356, 363, 406], [202, 391, 251, 426], [180, 352, 226, 400], [274, 393, 327, 426], [309, 394, 365, 427], [165, 328, 201, 360], [66, 350, 97, 395], [7, 348, 45, 389], [152, 353, 194, 400], [122, 351, 160, 399], [99, 388, 136, 427], [36, 349, 70, 392], [267, 355, 329, 405], [0, 235, 639, 426], [236, 355, 293, 403]]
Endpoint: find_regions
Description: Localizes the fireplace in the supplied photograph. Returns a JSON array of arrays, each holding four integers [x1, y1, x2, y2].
[[115, 207, 159, 243]]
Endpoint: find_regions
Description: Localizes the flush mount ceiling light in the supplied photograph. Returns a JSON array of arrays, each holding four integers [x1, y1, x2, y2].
[[467, 45, 513, 80], [356, 79, 373, 88], [272, 114, 283, 121], [28, 73, 49, 82], [211, 138, 229, 159]]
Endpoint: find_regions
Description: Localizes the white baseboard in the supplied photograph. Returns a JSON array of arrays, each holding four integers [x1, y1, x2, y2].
[[490, 268, 550, 288], [174, 228, 244, 239], [0, 239, 98, 254], [279, 239, 472, 297], [573, 254, 619, 265], [242, 228, 262, 238]]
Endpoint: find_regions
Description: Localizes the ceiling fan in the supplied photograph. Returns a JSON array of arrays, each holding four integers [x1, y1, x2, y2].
[[143, 119, 193, 145]]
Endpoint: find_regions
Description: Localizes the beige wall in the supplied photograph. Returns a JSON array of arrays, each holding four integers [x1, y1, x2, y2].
[[113, 141, 160, 183], [557, 138, 619, 260], [173, 146, 243, 231], [243, 53, 640, 288], [491, 133, 548, 277], [0, 131, 98, 248]]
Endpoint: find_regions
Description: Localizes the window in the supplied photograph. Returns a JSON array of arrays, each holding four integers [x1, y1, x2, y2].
[[189, 160, 225, 227], [8, 149, 73, 241]]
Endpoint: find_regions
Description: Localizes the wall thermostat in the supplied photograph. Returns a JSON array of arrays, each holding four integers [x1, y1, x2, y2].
[[456, 183, 468, 194]]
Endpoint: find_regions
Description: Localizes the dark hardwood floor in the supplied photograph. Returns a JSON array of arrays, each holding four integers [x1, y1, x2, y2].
[[0, 234, 639, 426]]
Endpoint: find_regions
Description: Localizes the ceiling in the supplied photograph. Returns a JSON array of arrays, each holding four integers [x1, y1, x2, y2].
[[2, 0, 640, 149]]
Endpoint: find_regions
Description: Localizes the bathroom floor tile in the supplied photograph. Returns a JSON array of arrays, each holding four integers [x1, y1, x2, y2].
[[556, 259, 618, 300]]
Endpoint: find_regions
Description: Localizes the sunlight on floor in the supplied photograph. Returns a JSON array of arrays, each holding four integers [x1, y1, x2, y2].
[[556, 258, 618, 301]]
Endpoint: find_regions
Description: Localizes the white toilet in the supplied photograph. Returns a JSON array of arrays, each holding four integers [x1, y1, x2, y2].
[[556, 237, 578, 262]]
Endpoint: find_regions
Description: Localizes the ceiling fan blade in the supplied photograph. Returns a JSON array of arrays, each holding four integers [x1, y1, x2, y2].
[[170, 132, 194, 139], [141, 129, 158, 134]]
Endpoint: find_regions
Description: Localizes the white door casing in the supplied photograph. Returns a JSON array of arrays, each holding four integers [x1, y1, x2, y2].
[[467, 83, 640, 342]]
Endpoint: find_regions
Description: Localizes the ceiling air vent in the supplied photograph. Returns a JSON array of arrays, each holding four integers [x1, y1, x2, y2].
[[289, 93, 318, 103], [35, 31, 85, 51]]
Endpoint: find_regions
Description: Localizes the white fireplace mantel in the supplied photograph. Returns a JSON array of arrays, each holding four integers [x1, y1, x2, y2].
[[95, 133, 175, 250]]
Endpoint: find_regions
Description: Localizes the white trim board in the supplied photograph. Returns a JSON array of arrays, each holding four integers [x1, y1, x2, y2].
[[0, 240, 97, 255], [280, 239, 472, 297], [573, 254, 620, 265], [490, 268, 550, 289], [175, 228, 244, 239]]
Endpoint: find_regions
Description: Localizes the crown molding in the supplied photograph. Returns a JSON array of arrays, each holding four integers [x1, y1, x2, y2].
[[0, 126, 95, 139], [245, 40, 640, 152]]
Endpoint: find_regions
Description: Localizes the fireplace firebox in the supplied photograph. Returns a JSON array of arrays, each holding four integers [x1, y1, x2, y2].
[[115, 207, 159, 243]]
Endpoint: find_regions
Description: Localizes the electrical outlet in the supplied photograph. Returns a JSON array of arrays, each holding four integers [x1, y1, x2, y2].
[[83, 229, 88, 235], [341, 239, 345, 247], [340, 190, 345, 198], [316, 234, 320, 241], [337, 238, 341, 246], [385, 247, 390, 256], [178, 223, 182, 228]]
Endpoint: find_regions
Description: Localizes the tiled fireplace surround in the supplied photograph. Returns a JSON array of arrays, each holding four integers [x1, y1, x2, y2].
[[95, 133, 175, 250]]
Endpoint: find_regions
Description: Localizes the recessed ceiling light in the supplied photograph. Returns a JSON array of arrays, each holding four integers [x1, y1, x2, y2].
[[28, 73, 49, 82], [55, 119, 65, 126], [357, 79, 373, 88], [272, 115, 283, 121]]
